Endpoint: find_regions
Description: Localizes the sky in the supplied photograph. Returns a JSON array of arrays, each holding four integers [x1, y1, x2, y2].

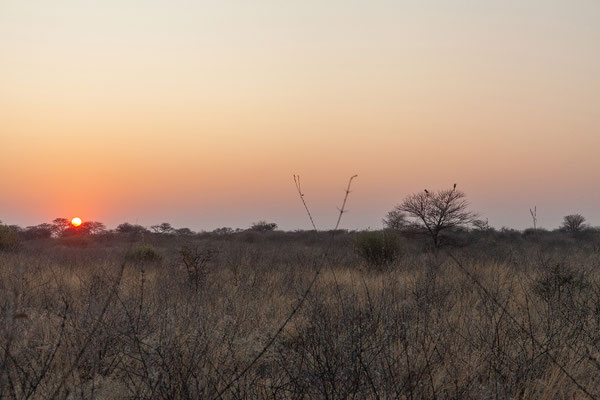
[[1, 0, 599, 231]]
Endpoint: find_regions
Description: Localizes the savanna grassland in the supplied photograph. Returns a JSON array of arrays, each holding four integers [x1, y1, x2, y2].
[[1, 228, 600, 399]]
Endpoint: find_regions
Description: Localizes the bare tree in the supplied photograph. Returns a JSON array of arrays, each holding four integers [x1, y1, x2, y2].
[[472, 218, 491, 232], [382, 209, 408, 231], [398, 184, 476, 248], [561, 214, 587, 233], [179, 245, 217, 291]]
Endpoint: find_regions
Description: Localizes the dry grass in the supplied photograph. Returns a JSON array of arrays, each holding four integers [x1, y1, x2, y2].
[[1, 232, 600, 399]]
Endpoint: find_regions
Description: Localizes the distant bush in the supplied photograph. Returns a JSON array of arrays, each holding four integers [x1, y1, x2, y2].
[[117, 223, 149, 234], [150, 222, 174, 234], [354, 229, 402, 268], [23, 224, 54, 240], [126, 245, 162, 262], [57, 235, 91, 247], [383, 209, 408, 231], [560, 214, 587, 234], [533, 262, 588, 301], [213, 227, 234, 235], [0, 224, 21, 251], [250, 221, 278, 232], [175, 227, 194, 236]]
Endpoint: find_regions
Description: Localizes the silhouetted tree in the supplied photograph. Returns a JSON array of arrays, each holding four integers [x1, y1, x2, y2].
[[398, 184, 477, 248], [151, 222, 174, 234], [213, 227, 234, 235], [250, 221, 278, 232], [52, 218, 71, 236], [80, 221, 106, 235], [472, 218, 492, 232], [175, 227, 194, 236], [383, 209, 408, 231], [116, 223, 148, 234], [23, 223, 54, 239], [561, 214, 587, 233]]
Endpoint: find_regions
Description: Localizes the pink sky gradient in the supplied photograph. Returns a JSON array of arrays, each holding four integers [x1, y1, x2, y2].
[[2, 1, 599, 231]]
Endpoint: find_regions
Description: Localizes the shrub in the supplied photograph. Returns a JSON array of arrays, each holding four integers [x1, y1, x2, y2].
[[250, 221, 278, 232], [213, 227, 234, 235], [354, 229, 402, 268], [117, 223, 149, 234], [560, 214, 587, 233], [125, 244, 162, 262], [0, 224, 21, 251], [57, 235, 91, 247], [533, 262, 588, 302], [179, 245, 217, 291]]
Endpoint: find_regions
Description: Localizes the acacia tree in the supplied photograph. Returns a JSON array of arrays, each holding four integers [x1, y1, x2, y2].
[[561, 214, 587, 233], [398, 185, 477, 248], [80, 221, 106, 235], [116, 223, 148, 234], [23, 223, 54, 239], [52, 218, 71, 237], [151, 222, 174, 234]]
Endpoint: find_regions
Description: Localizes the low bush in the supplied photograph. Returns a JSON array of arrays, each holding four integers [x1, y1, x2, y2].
[[56, 234, 92, 247], [0, 225, 21, 251], [354, 229, 402, 267], [125, 244, 162, 262]]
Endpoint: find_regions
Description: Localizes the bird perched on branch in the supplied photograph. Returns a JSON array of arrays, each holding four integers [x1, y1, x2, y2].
[[453, 183, 457, 190], [424, 189, 429, 195]]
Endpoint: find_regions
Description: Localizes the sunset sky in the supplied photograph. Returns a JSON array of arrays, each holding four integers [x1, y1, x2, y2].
[[2, 1, 599, 231]]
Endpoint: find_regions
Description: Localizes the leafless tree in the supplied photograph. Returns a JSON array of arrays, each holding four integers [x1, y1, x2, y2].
[[382, 209, 408, 231], [561, 214, 587, 233], [472, 218, 491, 232], [398, 184, 476, 248], [179, 245, 217, 291]]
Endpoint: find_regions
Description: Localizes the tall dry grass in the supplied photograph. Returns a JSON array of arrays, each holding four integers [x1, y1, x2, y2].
[[1, 232, 600, 399]]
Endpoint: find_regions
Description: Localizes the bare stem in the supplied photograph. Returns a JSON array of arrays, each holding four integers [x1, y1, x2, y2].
[[212, 174, 358, 400], [293, 174, 317, 231]]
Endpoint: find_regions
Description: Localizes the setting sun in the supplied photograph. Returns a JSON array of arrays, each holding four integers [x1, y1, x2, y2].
[[71, 217, 82, 227]]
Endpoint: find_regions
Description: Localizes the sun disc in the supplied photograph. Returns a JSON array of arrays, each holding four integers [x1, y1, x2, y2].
[[71, 217, 82, 227]]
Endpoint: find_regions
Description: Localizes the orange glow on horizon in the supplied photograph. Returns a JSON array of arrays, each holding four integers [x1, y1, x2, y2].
[[71, 217, 82, 227], [1, 1, 599, 230]]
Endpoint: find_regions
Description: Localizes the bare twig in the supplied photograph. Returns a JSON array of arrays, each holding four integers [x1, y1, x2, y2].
[[530, 206, 537, 232], [448, 253, 596, 400], [48, 262, 126, 399], [293, 175, 317, 231], [212, 174, 358, 399], [335, 175, 358, 231]]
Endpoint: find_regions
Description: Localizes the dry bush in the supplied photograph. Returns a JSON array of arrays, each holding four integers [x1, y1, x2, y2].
[[1, 232, 600, 399]]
